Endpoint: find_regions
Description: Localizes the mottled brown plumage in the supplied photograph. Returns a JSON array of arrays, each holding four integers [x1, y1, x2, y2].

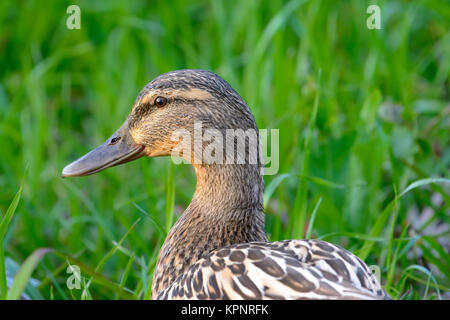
[[62, 69, 391, 300]]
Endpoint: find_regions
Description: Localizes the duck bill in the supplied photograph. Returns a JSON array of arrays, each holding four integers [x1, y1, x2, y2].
[[61, 122, 145, 177]]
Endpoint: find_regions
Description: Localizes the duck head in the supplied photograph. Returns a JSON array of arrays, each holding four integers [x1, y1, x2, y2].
[[61, 69, 260, 177]]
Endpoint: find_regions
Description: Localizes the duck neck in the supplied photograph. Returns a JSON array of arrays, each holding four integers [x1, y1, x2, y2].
[[151, 162, 267, 298]]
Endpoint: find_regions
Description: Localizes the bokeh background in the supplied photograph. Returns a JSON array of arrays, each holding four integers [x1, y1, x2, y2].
[[0, 0, 448, 299]]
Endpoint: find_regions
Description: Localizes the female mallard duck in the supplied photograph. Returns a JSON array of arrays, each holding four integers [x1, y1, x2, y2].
[[62, 69, 391, 300]]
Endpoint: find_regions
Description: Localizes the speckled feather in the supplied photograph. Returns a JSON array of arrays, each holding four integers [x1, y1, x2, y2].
[[155, 239, 391, 300]]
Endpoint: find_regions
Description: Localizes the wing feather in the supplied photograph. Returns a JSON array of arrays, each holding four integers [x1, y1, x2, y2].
[[155, 240, 391, 300]]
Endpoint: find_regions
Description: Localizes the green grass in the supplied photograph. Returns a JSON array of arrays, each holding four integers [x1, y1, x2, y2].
[[0, 0, 449, 300]]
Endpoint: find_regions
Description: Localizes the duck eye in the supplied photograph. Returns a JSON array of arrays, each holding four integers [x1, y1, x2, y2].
[[155, 96, 167, 107], [109, 136, 121, 145]]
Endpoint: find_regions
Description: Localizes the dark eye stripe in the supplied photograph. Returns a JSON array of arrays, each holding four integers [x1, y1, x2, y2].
[[130, 102, 153, 124]]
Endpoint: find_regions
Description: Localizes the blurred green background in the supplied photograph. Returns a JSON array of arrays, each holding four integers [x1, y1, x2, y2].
[[0, 0, 448, 299]]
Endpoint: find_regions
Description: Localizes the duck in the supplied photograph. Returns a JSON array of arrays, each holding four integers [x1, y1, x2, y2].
[[62, 69, 391, 300]]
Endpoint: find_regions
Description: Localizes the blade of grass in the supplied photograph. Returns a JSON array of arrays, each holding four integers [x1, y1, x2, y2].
[[398, 273, 450, 292], [422, 236, 450, 267], [306, 197, 322, 239], [115, 253, 135, 300], [419, 242, 450, 279], [253, 0, 306, 61], [384, 185, 399, 283], [143, 246, 161, 300], [6, 248, 51, 300], [0, 174, 25, 300], [94, 218, 141, 273], [165, 161, 175, 233], [291, 72, 320, 239], [38, 249, 85, 290], [358, 177, 450, 260], [318, 231, 414, 242], [83, 218, 141, 295], [397, 265, 441, 300], [386, 223, 409, 291], [53, 251, 135, 300], [264, 173, 293, 208], [0, 183, 24, 242], [264, 173, 351, 209], [0, 246, 6, 299], [39, 262, 69, 300], [81, 277, 92, 300], [133, 203, 166, 237]]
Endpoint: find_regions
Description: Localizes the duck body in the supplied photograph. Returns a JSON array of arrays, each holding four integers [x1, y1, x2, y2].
[[156, 240, 389, 300], [62, 69, 391, 300]]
